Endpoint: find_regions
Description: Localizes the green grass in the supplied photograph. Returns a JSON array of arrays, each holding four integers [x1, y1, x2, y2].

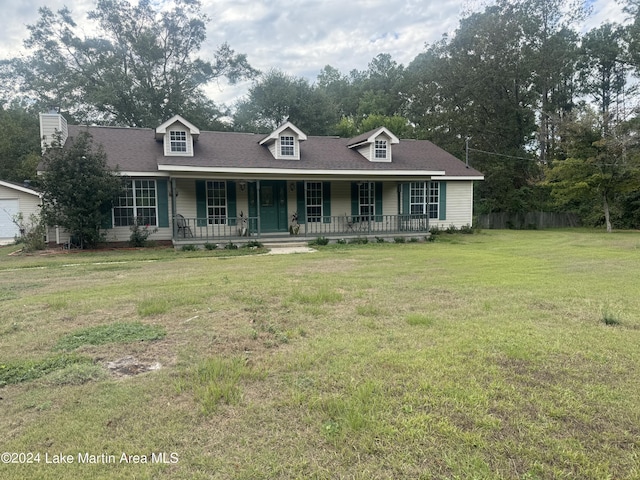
[[1, 230, 639, 479], [54, 322, 166, 351]]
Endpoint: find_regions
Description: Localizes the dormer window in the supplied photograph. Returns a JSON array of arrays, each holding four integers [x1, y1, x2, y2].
[[280, 135, 295, 156], [374, 140, 388, 159], [347, 127, 399, 163], [156, 115, 200, 157], [170, 131, 187, 153], [259, 121, 307, 160]]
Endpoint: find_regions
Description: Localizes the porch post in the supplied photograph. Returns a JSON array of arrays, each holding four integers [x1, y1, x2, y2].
[[256, 180, 261, 238], [171, 178, 177, 239]]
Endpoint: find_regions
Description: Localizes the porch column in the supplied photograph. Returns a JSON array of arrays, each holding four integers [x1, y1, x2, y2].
[[256, 180, 261, 237], [171, 178, 177, 239]]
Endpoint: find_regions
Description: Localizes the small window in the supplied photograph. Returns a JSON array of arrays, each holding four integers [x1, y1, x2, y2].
[[374, 139, 387, 159], [170, 131, 187, 153], [280, 136, 295, 156]]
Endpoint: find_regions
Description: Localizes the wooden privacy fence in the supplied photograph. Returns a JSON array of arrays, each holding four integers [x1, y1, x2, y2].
[[476, 212, 580, 229]]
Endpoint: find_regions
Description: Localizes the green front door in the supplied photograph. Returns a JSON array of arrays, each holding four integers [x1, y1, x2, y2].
[[259, 180, 288, 232]]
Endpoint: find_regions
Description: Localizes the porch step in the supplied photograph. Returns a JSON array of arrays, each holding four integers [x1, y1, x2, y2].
[[262, 241, 309, 249]]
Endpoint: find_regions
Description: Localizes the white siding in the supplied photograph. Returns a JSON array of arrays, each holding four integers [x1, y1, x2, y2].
[[39, 113, 68, 151], [0, 184, 42, 244], [430, 181, 475, 229], [163, 121, 194, 156]]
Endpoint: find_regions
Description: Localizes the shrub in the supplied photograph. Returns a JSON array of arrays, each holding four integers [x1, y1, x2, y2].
[[14, 213, 47, 252], [181, 244, 198, 251], [393, 237, 406, 243], [204, 242, 218, 250], [429, 225, 441, 236], [129, 217, 158, 247], [349, 236, 368, 244], [310, 236, 329, 246], [409, 237, 419, 243], [224, 241, 238, 250], [445, 224, 458, 234], [459, 224, 474, 234], [242, 240, 263, 249], [336, 238, 347, 244], [375, 236, 385, 243]]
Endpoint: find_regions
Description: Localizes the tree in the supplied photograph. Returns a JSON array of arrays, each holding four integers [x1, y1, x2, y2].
[[40, 131, 123, 248], [578, 23, 629, 135], [4, 0, 258, 127], [546, 110, 640, 231], [0, 105, 41, 184], [233, 69, 338, 135]]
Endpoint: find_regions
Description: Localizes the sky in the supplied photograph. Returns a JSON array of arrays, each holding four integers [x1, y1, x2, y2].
[[0, 0, 630, 107]]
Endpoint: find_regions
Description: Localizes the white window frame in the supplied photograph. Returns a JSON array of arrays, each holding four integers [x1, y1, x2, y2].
[[169, 130, 187, 153], [358, 182, 375, 218], [409, 181, 439, 219], [306, 182, 323, 222], [374, 139, 388, 159], [113, 179, 158, 227], [280, 135, 295, 157], [206, 181, 227, 225]]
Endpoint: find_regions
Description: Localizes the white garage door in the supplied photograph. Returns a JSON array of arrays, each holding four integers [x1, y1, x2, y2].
[[0, 199, 19, 240]]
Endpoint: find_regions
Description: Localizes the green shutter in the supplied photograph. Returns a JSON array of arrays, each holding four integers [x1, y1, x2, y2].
[[402, 183, 410, 215], [375, 182, 383, 222], [351, 182, 359, 216], [296, 181, 306, 223], [227, 181, 237, 226], [101, 211, 113, 230], [439, 181, 447, 221], [248, 182, 258, 232], [196, 180, 207, 226], [156, 179, 169, 228], [322, 182, 331, 223]]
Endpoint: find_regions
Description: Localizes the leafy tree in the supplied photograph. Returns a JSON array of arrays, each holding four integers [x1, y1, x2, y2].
[[4, 0, 258, 127], [233, 69, 338, 135], [40, 131, 123, 248], [0, 105, 41, 183], [546, 109, 640, 231], [578, 23, 629, 135]]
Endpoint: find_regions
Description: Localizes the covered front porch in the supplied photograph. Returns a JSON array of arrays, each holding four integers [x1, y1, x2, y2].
[[171, 212, 431, 245], [168, 176, 438, 245]]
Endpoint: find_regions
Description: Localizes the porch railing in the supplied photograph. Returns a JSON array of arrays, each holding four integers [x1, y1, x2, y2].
[[172, 214, 430, 241]]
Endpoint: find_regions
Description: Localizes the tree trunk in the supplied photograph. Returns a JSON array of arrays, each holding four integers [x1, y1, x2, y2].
[[603, 192, 612, 233]]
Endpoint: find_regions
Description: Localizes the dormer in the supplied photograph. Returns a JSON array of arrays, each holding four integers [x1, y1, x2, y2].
[[156, 115, 200, 157], [259, 121, 307, 160], [347, 127, 400, 163]]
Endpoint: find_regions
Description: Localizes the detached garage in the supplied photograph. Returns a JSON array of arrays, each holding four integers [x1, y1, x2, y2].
[[0, 180, 42, 245]]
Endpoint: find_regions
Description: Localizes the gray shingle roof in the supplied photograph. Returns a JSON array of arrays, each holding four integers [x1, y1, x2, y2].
[[67, 125, 483, 178]]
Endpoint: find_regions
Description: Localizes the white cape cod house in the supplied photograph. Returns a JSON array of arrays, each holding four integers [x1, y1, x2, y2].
[[40, 113, 483, 245]]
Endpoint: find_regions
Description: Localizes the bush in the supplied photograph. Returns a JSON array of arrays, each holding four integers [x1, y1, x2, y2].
[[429, 225, 441, 236], [181, 244, 198, 251], [129, 217, 158, 247], [445, 224, 458, 234], [224, 241, 238, 250], [375, 237, 385, 243], [393, 237, 406, 243], [204, 242, 218, 250], [349, 236, 368, 244], [14, 213, 47, 252], [459, 224, 474, 234], [242, 240, 263, 249], [309, 236, 329, 246]]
